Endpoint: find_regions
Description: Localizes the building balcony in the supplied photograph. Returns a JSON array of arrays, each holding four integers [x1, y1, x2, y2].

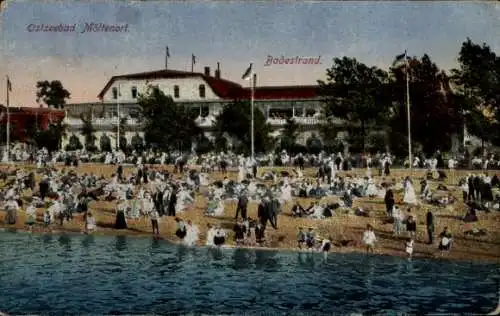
[[64, 117, 144, 128], [266, 116, 325, 126], [194, 115, 216, 127]]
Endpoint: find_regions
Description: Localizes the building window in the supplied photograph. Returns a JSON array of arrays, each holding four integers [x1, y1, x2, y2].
[[201, 105, 209, 117], [174, 85, 180, 98], [131, 86, 137, 99], [112, 87, 118, 99], [199, 84, 206, 98]]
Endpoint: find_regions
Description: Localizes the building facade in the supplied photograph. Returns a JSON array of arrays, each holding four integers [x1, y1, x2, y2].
[[0, 105, 65, 143], [62, 66, 338, 151]]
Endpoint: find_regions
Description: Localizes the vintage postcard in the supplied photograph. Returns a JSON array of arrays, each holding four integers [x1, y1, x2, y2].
[[0, 1, 499, 315]]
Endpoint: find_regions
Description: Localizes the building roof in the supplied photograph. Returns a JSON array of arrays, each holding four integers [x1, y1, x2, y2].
[[0, 105, 65, 114], [97, 69, 243, 100], [97, 69, 321, 101]]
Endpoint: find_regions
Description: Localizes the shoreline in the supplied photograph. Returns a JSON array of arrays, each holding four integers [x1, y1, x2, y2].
[[1, 164, 499, 265], [1, 224, 497, 265]]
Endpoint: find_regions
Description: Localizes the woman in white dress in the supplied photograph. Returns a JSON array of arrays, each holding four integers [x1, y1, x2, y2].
[[237, 163, 246, 183], [206, 197, 225, 217], [175, 189, 194, 213], [279, 183, 293, 205], [184, 220, 199, 246], [205, 224, 216, 246], [403, 177, 418, 205], [365, 178, 378, 197]]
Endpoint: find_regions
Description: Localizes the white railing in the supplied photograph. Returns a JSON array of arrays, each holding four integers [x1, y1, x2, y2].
[[64, 117, 143, 127], [266, 116, 325, 126], [194, 115, 216, 127]]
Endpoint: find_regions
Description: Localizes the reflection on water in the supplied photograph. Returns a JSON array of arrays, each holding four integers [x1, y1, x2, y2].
[[115, 235, 128, 251], [0, 232, 497, 315], [81, 235, 95, 248]]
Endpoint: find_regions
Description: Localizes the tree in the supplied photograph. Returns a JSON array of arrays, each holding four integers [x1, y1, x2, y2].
[[36, 80, 71, 109], [131, 133, 144, 152], [451, 38, 500, 146], [279, 118, 299, 152], [139, 85, 202, 151], [389, 54, 463, 155], [80, 112, 96, 152], [195, 135, 214, 154], [213, 100, 273, 155], [66, 134, 83, 151], [306, 133, 323, 154], [100, 134, 112, 152], [318, 57, 390, 152]]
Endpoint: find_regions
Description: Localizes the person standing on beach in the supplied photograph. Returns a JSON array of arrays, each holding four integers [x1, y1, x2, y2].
[[406, 216, 417, 239], [235, 191, 248, 220], [405, 237, 414, 259], [167, 187, 177, 217], [149, 205, 160, 237], [426, 210, 435, 244], [384, 189, 395, 217], [392, 206, 403, 236], [363, 224, 376, 253], [115, 197, 128, 229]]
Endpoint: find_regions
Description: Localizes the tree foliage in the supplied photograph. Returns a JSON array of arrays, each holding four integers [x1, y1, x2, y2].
[[279, 118, 299, 152], [36, 80, 71, 109], [80, 112, 97, 152], [66, 134, 83, 151], [213, 100, 273, 154], [389, 54, 463, 155], [451, 38, 500, 146], [139, 85, 202, 152], [318, 57, 390, 152]]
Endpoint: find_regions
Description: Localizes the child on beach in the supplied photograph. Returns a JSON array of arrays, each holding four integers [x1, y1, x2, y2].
[[297, 227, 306, 249], [319, 236, 332, 260], [438, 227, 453, 256], [405, 237, 414, 259], [175, 218, 187, 239], [24, 203, 37, 230], [85, 212, 96, 234], [306, 227, 316, 251], [213, 227, 226, 247], [44, 209, 51, 226], [363, 224, 376, 253]]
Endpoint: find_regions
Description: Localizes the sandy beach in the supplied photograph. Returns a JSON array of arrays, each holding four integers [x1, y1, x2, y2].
[[1, 163, 499, 263]]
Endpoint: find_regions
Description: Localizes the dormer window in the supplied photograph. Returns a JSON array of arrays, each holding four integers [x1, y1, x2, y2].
[[199, 84, 206, 98], [174, 85, 180, 98], [112, 87, 118, 99], [131, 86, 137, 99]]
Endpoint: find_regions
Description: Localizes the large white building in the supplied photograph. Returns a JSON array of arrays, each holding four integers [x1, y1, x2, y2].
[[62, 65, 334, 151]]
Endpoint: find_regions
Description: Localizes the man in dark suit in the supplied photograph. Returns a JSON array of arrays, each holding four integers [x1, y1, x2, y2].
[[167, 187, 177, 216], [235, 191, 249, 220]]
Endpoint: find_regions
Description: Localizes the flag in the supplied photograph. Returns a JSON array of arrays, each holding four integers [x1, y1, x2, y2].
[[192, 54, 196, 65], [7, 77, 12, 92], [242, 63, 253, 80], [166, 46, 170, 58], [392, 51, 408, 68]]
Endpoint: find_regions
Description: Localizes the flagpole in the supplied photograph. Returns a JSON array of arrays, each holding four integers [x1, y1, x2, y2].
[[6, 76, 10, 163], [406, 50, 412, 172], [251, 73, 255, 161], [117, 84, 120, 151]]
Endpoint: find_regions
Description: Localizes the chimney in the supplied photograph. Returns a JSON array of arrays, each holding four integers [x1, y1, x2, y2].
[[215, 62, 221, 79], [204, 66, 210, 76]]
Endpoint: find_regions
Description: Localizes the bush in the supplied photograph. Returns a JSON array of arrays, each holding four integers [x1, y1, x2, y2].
[[196, 136, 214, 155], [306, 135, 323, 155], [324, 139, 344, 154]]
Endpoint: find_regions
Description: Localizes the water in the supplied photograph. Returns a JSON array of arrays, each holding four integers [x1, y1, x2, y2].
[[0, 231, 498, 315]]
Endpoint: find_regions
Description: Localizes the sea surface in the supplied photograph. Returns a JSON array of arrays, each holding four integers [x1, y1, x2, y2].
[[0, 231, 498, 315]]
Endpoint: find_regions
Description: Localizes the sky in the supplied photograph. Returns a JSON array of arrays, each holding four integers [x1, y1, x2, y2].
[[0, 1, 498, 107]]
